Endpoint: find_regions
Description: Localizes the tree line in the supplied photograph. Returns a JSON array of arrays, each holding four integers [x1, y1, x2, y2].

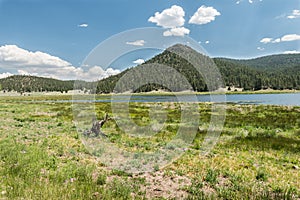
[[1, 44, 300, 93], [95, 45, 300, 93]]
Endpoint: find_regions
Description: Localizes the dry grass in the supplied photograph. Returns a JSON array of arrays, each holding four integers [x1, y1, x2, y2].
[[0, 95, 299, 199]]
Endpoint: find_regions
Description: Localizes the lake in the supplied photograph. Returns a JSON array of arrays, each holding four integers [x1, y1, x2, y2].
[[78, 92, 300, 106]]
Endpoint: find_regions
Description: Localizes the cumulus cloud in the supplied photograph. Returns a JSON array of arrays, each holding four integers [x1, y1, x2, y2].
[[0, 45, 120, 81], [78, 23, 88, 28], [260, 37, 280, 44], [248, 0, 253, 3], [260, 37, 273, 44], [133, 59, 145, 65], [148, 5, 185, 28], [0, 72, 13, 79], [260, 34, 300, 44], [272, 38, 281, 43], [189, 6, 220, 25], [287, 10, 300, 19], [126, 40, 146, 46], [283, 50, 300, 54], [17, 69, 31, 76], [85, 66, 120, 80], [0, 45, 71, 67], [148, 5, 191, 37], [16, 66, 120, 81], [163, 27, 190, 37], [205, 40, 210, 44], [281, 34, 300, 42]]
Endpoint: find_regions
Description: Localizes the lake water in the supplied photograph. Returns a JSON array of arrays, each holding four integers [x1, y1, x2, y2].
[[80, 92, 300, 106], [225, 93, 300, 106]]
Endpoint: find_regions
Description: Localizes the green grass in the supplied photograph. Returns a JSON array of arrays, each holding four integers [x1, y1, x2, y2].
[[0, 95, 299, 199]]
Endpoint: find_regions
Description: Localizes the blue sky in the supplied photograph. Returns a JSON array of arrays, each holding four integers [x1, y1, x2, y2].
[[0, 0, 299, 80]]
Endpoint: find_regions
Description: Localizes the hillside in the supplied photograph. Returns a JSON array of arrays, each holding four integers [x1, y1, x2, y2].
[[1, 44, 300, 93], [217, 53, 300, 70], [96, 45, 214, 93], [96, 44, 300, 93], [0, 75, 76, 93]]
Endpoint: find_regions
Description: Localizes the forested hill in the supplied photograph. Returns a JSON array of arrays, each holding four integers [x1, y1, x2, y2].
[[1, 44, 300, 93], [0, 75, 76, 93], [217, 53, 300, 70], [96, 44, 300, 93]]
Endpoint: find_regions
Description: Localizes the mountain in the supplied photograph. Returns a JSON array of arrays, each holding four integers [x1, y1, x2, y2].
[[1, 44, 300, 93], [96, 44, 300, 93], [0, 75, 77, 93], [216, 53, 300, 70], [96, 44, 214, 93]]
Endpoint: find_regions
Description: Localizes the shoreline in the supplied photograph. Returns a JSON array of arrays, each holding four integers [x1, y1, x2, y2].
[[0, 89, 299, 97]]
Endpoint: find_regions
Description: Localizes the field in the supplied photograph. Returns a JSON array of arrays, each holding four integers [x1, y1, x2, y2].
[[0, 95, 299, 199]]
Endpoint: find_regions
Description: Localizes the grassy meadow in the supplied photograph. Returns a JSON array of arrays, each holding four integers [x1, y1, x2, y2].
[[0, 95, 299, 199]]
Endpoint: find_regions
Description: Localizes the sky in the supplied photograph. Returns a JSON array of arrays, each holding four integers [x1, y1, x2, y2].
[[0, 0, 299, 80]]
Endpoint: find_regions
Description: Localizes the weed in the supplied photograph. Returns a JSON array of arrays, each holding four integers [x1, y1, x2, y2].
[[96, 173, 107, 185], [256, 169, 268, 182], [0, 96, 299, 199], [205, 169, 219, 185]]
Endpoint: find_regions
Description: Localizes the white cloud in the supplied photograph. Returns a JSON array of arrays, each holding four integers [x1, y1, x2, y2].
[[14, 65, 120, 81], [205, 40, 210, 44], [0, 45, 120, 81], [283, 50, 300, 54], [260, 34, 300, 44], [257, 47, 265, 51], [148, 5, 190, 37], [78, 23, 88, 28], [148, 5, 185, 28], [0, 72, 13, 79], [0, 45, 71, 67], [260, 37, 273, 44], [281, 34, 300, 42], [126, 40, 146, 46], [133, 59, 145, 65], [18, 69, 31, 76], [277, 10, 300, 20], [163, 27, 190, 37], [93, 67, 120, 80], [287, 10, 300, 19], [272, 38, 281, 43], [189, 6, 220, 25], [236, 0, 262, 5]]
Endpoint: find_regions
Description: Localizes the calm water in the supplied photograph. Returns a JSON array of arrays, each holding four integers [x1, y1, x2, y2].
[[78, 92, 300, 106], [225, 93, 300, 106]]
